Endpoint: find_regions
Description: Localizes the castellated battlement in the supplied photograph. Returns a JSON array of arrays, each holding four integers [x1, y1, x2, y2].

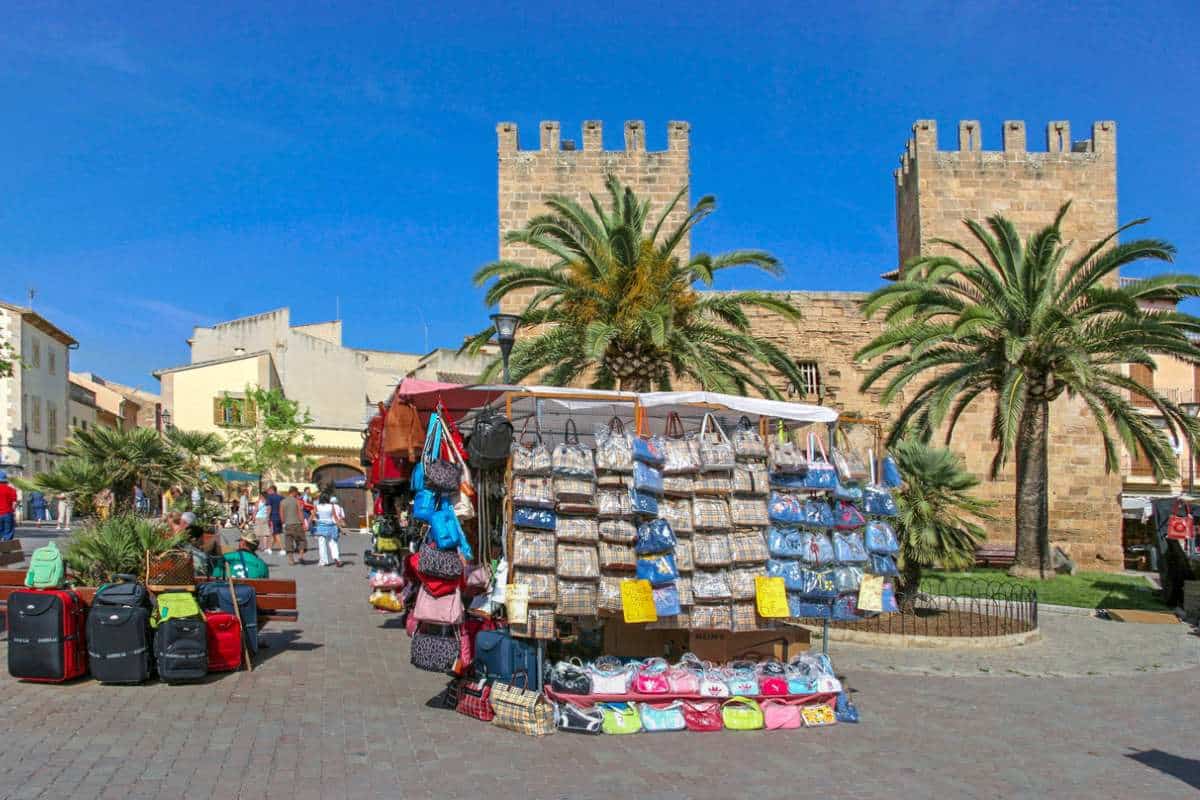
[[895, 119, 1116, 187], [497, 120, 690, 154]]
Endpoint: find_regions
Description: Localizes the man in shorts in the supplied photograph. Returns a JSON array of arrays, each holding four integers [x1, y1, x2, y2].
[[264, 484, 285, 555], [279, 487, 307, 566]]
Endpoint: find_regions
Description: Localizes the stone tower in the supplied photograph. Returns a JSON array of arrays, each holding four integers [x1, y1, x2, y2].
[[893, 120, 1124, 566], [496, 120, 691, 313]]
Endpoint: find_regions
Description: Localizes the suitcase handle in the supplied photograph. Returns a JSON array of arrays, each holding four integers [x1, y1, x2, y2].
[[112, 573, 139, 583]]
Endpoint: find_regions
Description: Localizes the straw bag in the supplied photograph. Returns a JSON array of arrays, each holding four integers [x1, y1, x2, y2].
[[491, 676, 555, 736], [145, 549, 194, 589], [698, 414, 736, 472]]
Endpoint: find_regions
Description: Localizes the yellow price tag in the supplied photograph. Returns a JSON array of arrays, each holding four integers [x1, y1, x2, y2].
[[620, 579, 658, 624], [857, 574, 884, 613], [754, 576, 789, 618], [505, 583, 529, 624]]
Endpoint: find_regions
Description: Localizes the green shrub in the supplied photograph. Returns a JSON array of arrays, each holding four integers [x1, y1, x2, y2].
[[63, 514, 190, 586]]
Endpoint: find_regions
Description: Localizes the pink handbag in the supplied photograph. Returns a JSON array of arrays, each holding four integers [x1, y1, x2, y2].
[[666, 666, 700, 695], [759, 675, 790, 696], [464, 563, 492, 595], [632, 657, 671, 694], [413, 586, 465, 625], [761, 698, 802, 730]]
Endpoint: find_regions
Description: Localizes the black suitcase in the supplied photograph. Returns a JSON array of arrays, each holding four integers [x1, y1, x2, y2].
[[87, 606, 152, 684], [154, 617, 208, 683], [7, 590, 88, 682], [92, 575, 152, 610]]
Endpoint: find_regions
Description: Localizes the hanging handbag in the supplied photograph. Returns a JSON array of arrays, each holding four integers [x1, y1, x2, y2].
[[662, 474, 695, 496], [556, 516, 599, 544], [464, 562, 492, 596], [555, 701, 604, 734], [553, 477, 596, 505], [635, 518, 677, 554], [599, 702, 642, 734], [803, 532, 835, 565], [491, 673, 556, 736], [832, 430, 869, 484], [802, 499, 835, 529], [594, 417, 635, 473], [556, 580, 598, 615], [881, 451, 903, 488], [418, 541, 463, 579], [692, 535, 732, 569], [682, 699, 725, 731], [691, 569, 732, 600], [832, 565, 864, 593], [699, 413, 736, 472], [636, 553, 679, 586], [513, 506, 556, 531], [455, 676, 495, 722], [869, 553, 900, 576], [511, 569, 557, 604], [767, 526, 806, 559], [512, 531, 556, 569], [693, 472, 733, 496], [599, 519, 637, 543], [803, 433, 838, 489], [556, 545, 601, 580], [631, 657, 671, 694], [653, 584, 682, 616], [466, 407, 513, 469], [729, 497, 769, 528], [598, 489, 635, 519], [721, 697, 765, 731], [661, 413, 700, 475], [864, 485, 898, 517], [633, 461, 664, 496], [729, 530, 769, 565], [731, 416, 768, 460], [798, 568, 839, 600], [727, 566, 759, 600], [657, 497, 694, 534], [768, 492, 802, 524], [766, 558, 807, 592], [588, 657, 633, 695], [833, 500, 867, 530], [412, 488, 438, 523], [632, 433, 666, 467], [512, 417, 552, 476], [1167, 499, 1194, 541], [865, 520, 900, 554], [733, 462, 770, 496], [550, 658, 593, 695], [413, 586, 465, 625], [769, 423, 808, 475], [424, 414, 464, 495], [693, 497, 732, 531], [675, 540, 694, 572], [691, 603, 733, 631], [631, 489, 659, 517], [639, 701, 687, 732], [512, 476, 555, 509], [410, 625, 460, 672], [430, 501, 471, 558], [552, 420, 596, 479], [761, 698, 803, 730], [834, 478, 864, 503]]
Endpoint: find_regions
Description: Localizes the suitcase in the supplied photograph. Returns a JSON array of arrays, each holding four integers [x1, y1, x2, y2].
[[197, 582, 258, 654], [154, 617, 208, 683], [92, 575, 152, 610], [7, 589, 88, 682], [204, 612, 243, 672], [472, 629, 540, 684], [87, 605, 152, 684]]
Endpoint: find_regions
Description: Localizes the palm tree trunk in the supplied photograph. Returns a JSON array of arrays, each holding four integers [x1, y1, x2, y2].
[[896, 561, 922, 614], [1012, 398, 1052, 579]]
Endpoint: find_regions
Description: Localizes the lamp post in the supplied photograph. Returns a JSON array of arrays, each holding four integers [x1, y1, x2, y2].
[[160, 409, 173, 432], [490, 313, 521, 383], [1182, 402, 1200, 496]]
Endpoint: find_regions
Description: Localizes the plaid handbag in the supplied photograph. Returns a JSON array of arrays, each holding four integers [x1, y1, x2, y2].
[[598, 540, 637, 570], [598, 473, 634, 488], [599, 519, 637, 543], [690, 603, 732, 631], [455, 677, 495, 722], [512, 418, 552, 476], [692, 569, 732, 600], [595, 417, 635, 473], [699, 414, 736, 472], [554, 477, 596, 505], [729, 497, 769, 528], [491, 678, 556, 736], [513, 531, 556, 569], [512, 476, 555, 509], [556, 545, 600, 580], [599, 576, 623, 613], [661, 413, 702, 475], [676, 575, 694, 606], [675, 539, 694, 572], [731, 600, 774, 633], [597, 489, 634, 518], [557, 580, 599, 616], [728, 566, 760, 600], [662, 475, 695, 496], [658, 497, 694, 534], [552, 420, 596, 479], [693, 498, 732, 530], [556, 516, 599, 544], [732, 416, 768, 460], [512, 607, 556, 639], [693, 473, 733, 497], [732, 462, 770, 496], [729, 529, 769, 564], [692, 533, 732, 567], [512, 569, 558, 604]]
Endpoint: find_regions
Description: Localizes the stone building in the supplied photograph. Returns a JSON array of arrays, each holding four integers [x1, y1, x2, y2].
[[492, 118, 1130, 569]]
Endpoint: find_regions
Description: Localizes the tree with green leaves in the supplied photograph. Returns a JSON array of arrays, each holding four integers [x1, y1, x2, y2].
[[464, 175, 810, 395], [0, 339, 17, 378], [889, 439, 993, 607], [165, 427, 227, 496], [857, 204, 1200, 577], [223, 386, 315, 485]]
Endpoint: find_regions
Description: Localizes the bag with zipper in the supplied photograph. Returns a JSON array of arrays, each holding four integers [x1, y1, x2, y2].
[[8, 589, 87, 683], [733, 462, 770, 496], [699, 414, 736, 472], [555, 701, 603, 734], [599, 702, 642, 734], [595, 417, 635, 473], [639, 701, 686, 732], [660, 413, 699, 474], [731, 416, 768, 460], [87, 576, 153, 684], [721, 697, 765, 730], [456, 675, 496, 722], [802, 434, 838, 490], [587, 656, 632, 695], [552, 420, 595, 479], [204, 612, 243, 673], [865, 520, 900, 554], [467, 408, 513, 469], [869, 553, 899, 576], [154, 616, 208, 683], [491, 673, 555, 736], [769, 423, 808, 475], [512, 417, 552, 476], [24, 541, 65, 589], [682, 699, 724, 731], [549, 658, 592, 695], [762, 698, 802, 730], [197, 582, 258, 654]]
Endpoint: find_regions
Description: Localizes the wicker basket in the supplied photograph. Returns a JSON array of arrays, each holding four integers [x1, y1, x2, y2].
[[145, 549, 195, 591]]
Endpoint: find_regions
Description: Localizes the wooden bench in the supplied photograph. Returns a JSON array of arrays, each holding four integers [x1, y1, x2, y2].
[[0, 569, 297, 628], [975, 544, 1016, 568], [0, 541, 23, 567]]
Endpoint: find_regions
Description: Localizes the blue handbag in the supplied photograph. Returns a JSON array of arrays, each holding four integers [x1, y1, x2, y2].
[[474, 629, 540, 684], [652, 584, 682, 616], [410, 411, 443, 493], [799, 568, 838, 599], [834, 479, 863, 503], [832, 565, 863, 592], [835, 691, 860, 723], [412, 488, 438, 523], [881, 453, 903, 488], [767, 526, 806, 558], [880, 581, 900, 613], [768, 492, 802, 524], [869, 553, 899, 576], [514, 506, 556, 531], [832, 593, 862, 621], [633, 461, 664, 496], [802, 532, 835, 565], [801, 499, 834, 529], [803, 435, 838, 489], [833, 500, 866, 530], [786, 595, 831, 622], [769, 472, 808, 490], [430, 501, 472, 559], [637, 553, 679, 586], [639, 701, 686, 732], [635, 518, 677, 554], [633, 435, 665, 467], [865, 520, 899, 554], [832, 532, 868, 563], [631, 489, 659, 517], [864, 485, 898, 517], [766, 558, 806, 591], [724, 665, 760, 696]]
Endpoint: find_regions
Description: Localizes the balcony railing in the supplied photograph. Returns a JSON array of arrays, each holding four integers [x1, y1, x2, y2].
[[1135, 386, 1200, 408]]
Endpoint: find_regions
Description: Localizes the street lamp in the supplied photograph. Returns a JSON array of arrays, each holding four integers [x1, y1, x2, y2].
[[160, 409, 173, 432], [1182, 402, 1200, 496], [490, 313, 521, 383]]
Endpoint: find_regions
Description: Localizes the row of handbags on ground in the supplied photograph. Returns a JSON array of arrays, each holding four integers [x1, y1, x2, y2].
[[554, 696, 840, 734], [548, 654, 842, 698]]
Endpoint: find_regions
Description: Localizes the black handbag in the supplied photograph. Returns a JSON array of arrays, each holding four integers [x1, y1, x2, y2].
[[363, 550, 400, 571], [555, 701, 604, 734], [410, 625, 459, 673], [549, 660, 593, 695], [418, 541, 463, 580], [467, 409, 514, 469]]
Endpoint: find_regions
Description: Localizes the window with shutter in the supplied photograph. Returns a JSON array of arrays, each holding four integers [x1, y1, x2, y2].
[[1128, 363, 1154, 408], [1130, 444, 1155, 476]]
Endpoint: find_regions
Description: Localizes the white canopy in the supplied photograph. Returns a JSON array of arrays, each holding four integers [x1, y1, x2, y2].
[[639, 391, 838, 424]]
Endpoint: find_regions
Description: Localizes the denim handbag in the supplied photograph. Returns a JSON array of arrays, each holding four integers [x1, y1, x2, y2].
[[653, 584, 682, 616], [639, 701, 686, 732], [864, 486, 898, 517], [633, 435, 666, 467], [769, 472, 809, 490], [834, 479, 863, 503], [832, 566, 863, 592], [768, 492, 802, 524], [413, 488, 438, 523], [767, 526, 806, 558], [631, 489, 659, 517], [636, 553, 679, 586], [803, 435, 838, 490], [802, 499, 835, 529], [880, 581, 900, 613], [881, 453, 903, 488], [802, 532, 835, 565], [799, 568, 838, 599], [766, 558, 806, 592], [514, 506, 556, 531], [865, 520, 900, 554], [633, 461, 664, 496], [635, 518, 677, 554], [787, 595, 831, 621], [832, 532, 868, 563], [833, 501, 866, 530], [869, 553, 900, 576], [835, 691, 860, 723], [832, 594, 862, 621]]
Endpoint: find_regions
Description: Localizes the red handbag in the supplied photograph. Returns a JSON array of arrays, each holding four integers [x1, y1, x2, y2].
[[759, 675, 790, 696], [1167, 500, 1194, 541], [681, 700, 724, 732], [455, 677, 495, 722]]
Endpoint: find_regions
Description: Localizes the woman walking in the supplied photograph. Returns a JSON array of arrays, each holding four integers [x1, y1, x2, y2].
[[314, 492, 344, 567], [253, 489, 273, 553]]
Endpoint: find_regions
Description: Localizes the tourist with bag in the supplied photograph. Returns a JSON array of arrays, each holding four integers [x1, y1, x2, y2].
[[314, 493, 345, 567]]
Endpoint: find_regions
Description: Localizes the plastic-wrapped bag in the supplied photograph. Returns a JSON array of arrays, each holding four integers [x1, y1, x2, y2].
[[661, 413, 701, 475], [692, 569, 732, 600], [769, 424, 808, 475], [692, 533, 732, 567], [731, 416, 768, 460], [832, 532, 868, 563], [512, 417, 552, 476], [733, 462, 770, 496], [698, 414, 736, 472], [768, 492, 803, 524], [556, 516, 599, 544], [865, 520, 900, 554], [636, 553, 679, 586], [598, 489, 634, 519], [658, 497, 694, 535], [599, 519, 637, 543], [693, 497, 732, 531], [635, 518, 678, 554], [512, 476, 555, 509], [633, 461, 664, 496], [802, 532, 835, 565], [802, 434, 838, 489], [594, 417, 634, 473], [552, 420, 596, 479], [632, 435, 666, 467]]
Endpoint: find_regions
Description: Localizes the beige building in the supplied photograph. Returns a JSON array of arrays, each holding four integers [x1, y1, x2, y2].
[[0, 300, 76, 478], [67, 379, 98, 433], [75, 375, 161, 430], [69, 372, 140, 432]]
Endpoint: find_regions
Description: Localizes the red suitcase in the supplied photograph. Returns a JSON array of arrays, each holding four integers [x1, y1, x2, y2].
[[204, 612, 243, 672], [7, 589, 88, 682]]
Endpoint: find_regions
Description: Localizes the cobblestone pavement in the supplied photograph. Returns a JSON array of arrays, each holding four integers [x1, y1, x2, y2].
[[0, 529, 1198, 799]]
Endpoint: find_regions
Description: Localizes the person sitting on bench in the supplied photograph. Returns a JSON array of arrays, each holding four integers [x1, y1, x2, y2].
[[211, 531, 270, 580]]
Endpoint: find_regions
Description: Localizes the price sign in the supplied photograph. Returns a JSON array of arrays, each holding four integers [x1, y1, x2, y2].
[[505, 583, 529, 623], [857, 574, 884, 612], [621, 579, 658, 624], [800, 703, 837, 727], [754, 576, 790, 618]]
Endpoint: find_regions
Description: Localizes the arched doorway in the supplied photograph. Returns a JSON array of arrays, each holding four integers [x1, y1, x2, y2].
[[312, 463, 368, 528]]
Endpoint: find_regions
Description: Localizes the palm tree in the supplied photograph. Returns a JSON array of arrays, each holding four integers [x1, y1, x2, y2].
[[34, 427, 190, 510], [165, 428, 227, 494], [858, 204, 1200, 577], [465, 175, 811, 396], [890, 439, 993, 608]]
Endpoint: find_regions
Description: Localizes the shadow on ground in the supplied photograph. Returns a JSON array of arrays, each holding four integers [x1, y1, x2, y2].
[[1127, 749, 1200, 790]]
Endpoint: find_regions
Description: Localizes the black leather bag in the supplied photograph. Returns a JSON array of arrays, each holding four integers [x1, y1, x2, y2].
[[363, 550, 400, 571], [555, 701, 604, 734], [550, 660, 593, 695], [418, 541, 463, 580], [468, 409, 514, 469]]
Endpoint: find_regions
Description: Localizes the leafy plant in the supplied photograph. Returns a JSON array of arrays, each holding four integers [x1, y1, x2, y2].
[[223, 386, 315, 484], [62, 514, 189, 586], [0, 339, 17, 378], [857, 204, 1200, 577], [464, 175, 810, 395]]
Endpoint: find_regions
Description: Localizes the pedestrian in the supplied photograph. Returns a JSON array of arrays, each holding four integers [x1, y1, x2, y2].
[[95, 488, 113, 521], [211, 531, 270, 579], [238, 486, 250, 530], [314, 492, 345, 568], [29, 490, 47, 523], [280, 487, 307, 566], [253, 489, 271, 544], [55, 493, 72, 530], [0, 471, 17, 542], [263, 484, 285, 554], [134, 485, 148, 515], [190, 485, 201, 507]]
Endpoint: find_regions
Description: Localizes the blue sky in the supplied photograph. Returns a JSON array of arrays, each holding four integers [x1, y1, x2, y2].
[[2, 2, 1198, 392]]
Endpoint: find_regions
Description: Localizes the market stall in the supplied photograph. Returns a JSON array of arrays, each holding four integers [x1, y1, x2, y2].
[[361, 384, 901, 734]]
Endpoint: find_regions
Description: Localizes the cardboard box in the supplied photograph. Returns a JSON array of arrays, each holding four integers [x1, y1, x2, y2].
[[687, 627, 811, 663], [602, 619, 689, 659]]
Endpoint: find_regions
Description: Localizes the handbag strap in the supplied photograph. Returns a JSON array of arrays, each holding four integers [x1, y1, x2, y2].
[[564, 418, 579, 445], [423, 412, 444, 465], [722, 696, 757, 709], [664, 412, 686, 439], [700, 413, 729, 443], [608, 416, 626, 436], [869, 447, 877, 485], [518, 415, 543, 447], [737, 415, 754, 432]]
